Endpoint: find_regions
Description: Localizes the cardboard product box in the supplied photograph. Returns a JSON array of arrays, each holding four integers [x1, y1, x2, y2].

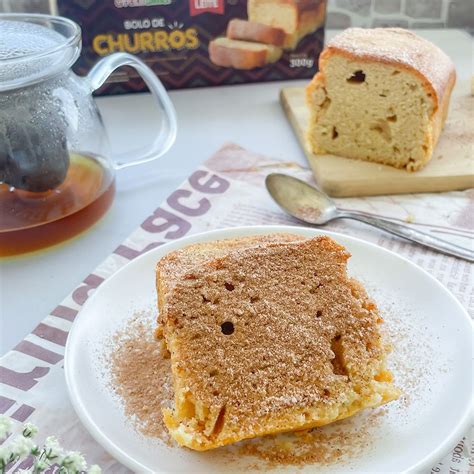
[[57, 0, 327, 94]]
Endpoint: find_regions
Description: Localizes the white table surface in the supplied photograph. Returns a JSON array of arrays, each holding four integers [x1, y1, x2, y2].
[[1, 29, 472, 355]]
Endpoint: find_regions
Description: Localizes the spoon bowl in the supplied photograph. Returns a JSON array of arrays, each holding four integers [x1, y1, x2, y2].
[[265, 173, 337, 225]]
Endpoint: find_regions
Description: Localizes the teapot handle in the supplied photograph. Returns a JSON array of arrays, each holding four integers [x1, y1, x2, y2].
[[85, 53, 177, 170]]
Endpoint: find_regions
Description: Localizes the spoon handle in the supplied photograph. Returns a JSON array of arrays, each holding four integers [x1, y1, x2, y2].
[[339, 211, 474, 262]]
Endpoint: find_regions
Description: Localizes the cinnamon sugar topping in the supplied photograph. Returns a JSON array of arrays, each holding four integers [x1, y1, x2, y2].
[[107, 315, 173, 443]]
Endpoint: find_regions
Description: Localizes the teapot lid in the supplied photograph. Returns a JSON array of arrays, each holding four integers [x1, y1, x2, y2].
[[0, 14, 81, 91]]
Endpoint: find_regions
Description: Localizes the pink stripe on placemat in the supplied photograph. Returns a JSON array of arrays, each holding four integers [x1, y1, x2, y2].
[[14, 456, 34, 471], [14, 341, 63, 364], [0, 396, 15, 414], [50, 305, 78, 322], [0, 366, 49, 391], [114, 242, 163, 260], [31, 324, 68, 347], [10, 404, 34, 422], [72, 274, 104, 306]]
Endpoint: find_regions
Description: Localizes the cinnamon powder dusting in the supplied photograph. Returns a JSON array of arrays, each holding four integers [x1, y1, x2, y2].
[[107, 315, 173, 444]]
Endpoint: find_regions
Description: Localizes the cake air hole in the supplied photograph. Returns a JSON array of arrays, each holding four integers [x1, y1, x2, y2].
[[347, 70, 366, 83], [212, 406, 226, 435], [330, 335, 349, 376], [221, 321, 235, 335]]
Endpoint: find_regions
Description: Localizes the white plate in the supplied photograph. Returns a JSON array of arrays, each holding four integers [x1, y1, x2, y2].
[[65, 226, 473, 473]]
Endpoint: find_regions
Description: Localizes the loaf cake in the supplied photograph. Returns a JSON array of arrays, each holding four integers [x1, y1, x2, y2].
[[248, 0, 326, 49], [227, 19, 286, 47], [209, 37, 282, 69], [306, 28, 456, 171], [156, 234, 400, 451]]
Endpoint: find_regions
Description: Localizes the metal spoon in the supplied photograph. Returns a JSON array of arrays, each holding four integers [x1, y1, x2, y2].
[[266, 173, 474, 262]]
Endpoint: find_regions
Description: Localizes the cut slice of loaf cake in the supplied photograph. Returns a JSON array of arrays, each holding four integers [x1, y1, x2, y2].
[[227, 19, 286, 47], [306, 28, 456, 171], [209, 37, 282, 69], [156, 235, 400, 451], [248, 0, 325, 49]]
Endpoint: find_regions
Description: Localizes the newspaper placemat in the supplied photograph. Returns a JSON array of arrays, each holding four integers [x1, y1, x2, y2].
[[1, 143, 472, 473]]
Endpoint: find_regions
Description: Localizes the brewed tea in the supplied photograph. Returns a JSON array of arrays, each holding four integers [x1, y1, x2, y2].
[[0, 153, 115, 256]]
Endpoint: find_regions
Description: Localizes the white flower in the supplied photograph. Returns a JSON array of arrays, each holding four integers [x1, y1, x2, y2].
[[33, 458, 49, 472], [0, 415, 12, 439], [0, 445, 8, 458], [61, 451, 87, 472], [0, 444, 14, 465], [22, 422, 38, 438], [0, 423, 100, 473], [9, 435, 35, 457], [44, 436, 64, 460]]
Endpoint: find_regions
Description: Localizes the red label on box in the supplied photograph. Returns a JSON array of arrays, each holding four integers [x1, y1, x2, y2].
[[189, 0, 224, 16]]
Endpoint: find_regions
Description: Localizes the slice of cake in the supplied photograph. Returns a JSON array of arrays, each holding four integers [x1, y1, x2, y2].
[[209, 38, 282, 69], [306, 28, 456, 171], [248, 0, 326, 50], [227, 19, 286, 47], [157, 235, 400, 451]]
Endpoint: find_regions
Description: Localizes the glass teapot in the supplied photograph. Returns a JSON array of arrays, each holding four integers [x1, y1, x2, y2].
[[0, 14, 177, 256]]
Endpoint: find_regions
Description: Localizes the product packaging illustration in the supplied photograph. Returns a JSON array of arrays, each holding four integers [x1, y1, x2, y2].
[[57, 0, 327, 94]]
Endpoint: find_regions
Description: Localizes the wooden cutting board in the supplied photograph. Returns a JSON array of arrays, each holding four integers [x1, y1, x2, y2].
[[280, 81, 474, 197]]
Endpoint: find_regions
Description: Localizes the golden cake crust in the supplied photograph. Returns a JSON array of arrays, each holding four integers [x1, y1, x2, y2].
[[320, 28, 456, 108], [248, 0, 326, 49], [208, 38, 282, 69], [249, 0, 322, 16], [227, 19, 286, 47]]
